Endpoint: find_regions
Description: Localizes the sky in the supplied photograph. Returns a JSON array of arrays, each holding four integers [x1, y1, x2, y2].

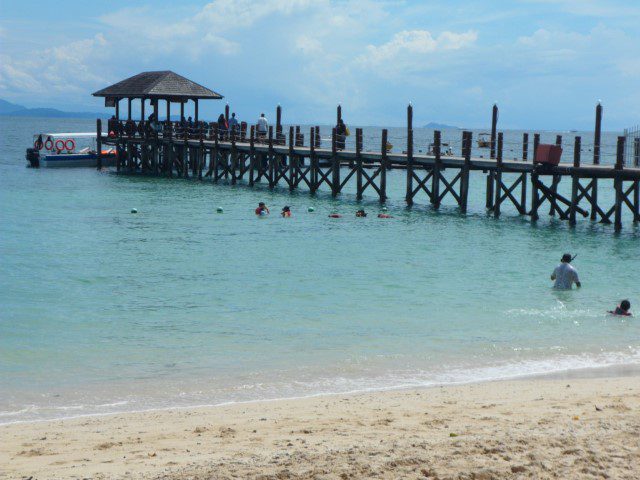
[[0, 0, 639, 129]]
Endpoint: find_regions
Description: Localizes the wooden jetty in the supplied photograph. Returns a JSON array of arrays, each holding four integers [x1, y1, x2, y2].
[[93, 71, 640, 231]]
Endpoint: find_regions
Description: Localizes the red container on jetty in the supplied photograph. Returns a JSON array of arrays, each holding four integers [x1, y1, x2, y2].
[[534, 144, 563, 165]]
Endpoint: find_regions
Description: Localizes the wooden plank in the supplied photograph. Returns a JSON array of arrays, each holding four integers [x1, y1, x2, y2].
[[493, 132, 503, 217], [405, 104, 414, 205], [380, 129, 388, 203], [569, 136, 581, 226], [432, 130, 442, 208], [96, 119, 102, 170], [460, 131, 471, 213]]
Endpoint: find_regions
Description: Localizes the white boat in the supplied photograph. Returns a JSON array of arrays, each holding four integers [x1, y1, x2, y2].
[[26, 132, 117, 168]]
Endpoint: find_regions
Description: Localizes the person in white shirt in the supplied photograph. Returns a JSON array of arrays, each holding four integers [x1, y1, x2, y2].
[[256, 113, 268, 138], [551, 253, 581, 289]]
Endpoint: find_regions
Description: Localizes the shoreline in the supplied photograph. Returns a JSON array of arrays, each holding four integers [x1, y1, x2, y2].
[[2, 374, 638, 479], [2, 361, 639, 427]]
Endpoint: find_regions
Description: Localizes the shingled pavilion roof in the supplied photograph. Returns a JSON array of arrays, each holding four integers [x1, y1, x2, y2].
[[92, 71, 223, 101]]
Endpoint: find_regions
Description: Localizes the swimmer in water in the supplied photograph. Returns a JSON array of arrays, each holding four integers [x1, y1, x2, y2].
[[355, 209, 367, 217], [255, 202, 270, 216], [608, 300, 632, 317], [281, 206, 291, 218], [377, 213, 392, 218]]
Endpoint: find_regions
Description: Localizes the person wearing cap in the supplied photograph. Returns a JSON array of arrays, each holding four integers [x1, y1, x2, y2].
[[551, 253, 581, 289]]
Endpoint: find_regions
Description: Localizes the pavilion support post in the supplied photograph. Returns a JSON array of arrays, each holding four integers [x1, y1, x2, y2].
[[569, 136, 581, 226], [356, 128, 363, 200], [128, 98, 132, 121], [166, 100, 170, 122], [141, 99, 145, 123], [614, 136, 625, 231], [530, 134, 541, 221], [460, 131, 472, 213], [493, 133, 504, 217], [96, 119, 102, 170], [115, 99, 120, 121], [432, 130, 442, 208], [591, 102, 602, 220], [380, 129, 388, 203], [331, 127, 340, 197], [194, 99, 199, 124], [405, 104, 414, 206], [310, 127, 318, 194]]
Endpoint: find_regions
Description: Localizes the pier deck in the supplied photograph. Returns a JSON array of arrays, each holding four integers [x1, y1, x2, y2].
[[96, 104, 640, 231]]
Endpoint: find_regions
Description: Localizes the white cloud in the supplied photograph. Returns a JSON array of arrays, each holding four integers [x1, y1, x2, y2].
[[295, 35, 323, 56], [0, 34, 109, 96], [357, 29, 477, 69]]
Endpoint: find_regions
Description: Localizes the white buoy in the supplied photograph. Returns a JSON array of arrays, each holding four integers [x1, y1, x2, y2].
[[131, 208, 138, 214]]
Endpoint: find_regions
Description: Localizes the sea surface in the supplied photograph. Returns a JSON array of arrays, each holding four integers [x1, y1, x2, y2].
[[1, 116, 638, 424]]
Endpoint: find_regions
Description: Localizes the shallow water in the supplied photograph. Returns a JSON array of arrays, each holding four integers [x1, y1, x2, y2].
[[0, 116, 638, 423]]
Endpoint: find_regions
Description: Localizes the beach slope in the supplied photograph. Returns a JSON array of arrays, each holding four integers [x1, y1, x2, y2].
[[1, 376, 639, 479]]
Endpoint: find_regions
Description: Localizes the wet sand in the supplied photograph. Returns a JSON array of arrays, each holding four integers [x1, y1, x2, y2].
[[1, 376, 639, 479]]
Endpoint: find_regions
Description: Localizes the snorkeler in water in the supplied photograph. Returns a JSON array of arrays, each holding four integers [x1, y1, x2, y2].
[[281, 206, 291, 217], [356, 209, 367, 217]]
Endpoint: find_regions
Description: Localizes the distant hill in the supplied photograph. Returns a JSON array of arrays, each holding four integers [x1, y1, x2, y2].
[[0, 98, 103, 118], [423, 122, 460, 130]]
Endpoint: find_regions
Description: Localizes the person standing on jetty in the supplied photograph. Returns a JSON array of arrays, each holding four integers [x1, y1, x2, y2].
[[257, 113, 268, 139], [217, 113, 228, 140], [336, 118, 348, 150], [229, 113, 239, 136], [551, 253, 581, 289]]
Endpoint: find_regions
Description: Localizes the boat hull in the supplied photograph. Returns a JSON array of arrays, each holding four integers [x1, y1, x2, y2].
[[38, 153, 117, 168]]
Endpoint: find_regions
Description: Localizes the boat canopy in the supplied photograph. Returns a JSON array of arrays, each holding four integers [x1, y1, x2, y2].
[[34, 132, 97, 138]]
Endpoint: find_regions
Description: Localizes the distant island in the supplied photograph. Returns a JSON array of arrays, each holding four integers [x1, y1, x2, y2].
[[0, 99, 103, 119], [423, 122, 460, 130]]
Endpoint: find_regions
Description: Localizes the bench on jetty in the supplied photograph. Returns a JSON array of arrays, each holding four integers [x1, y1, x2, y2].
[[93, 72, 640, 231]]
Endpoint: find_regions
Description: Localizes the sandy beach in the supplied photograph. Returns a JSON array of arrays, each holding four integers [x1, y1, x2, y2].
[[1, 375, 638, 479]]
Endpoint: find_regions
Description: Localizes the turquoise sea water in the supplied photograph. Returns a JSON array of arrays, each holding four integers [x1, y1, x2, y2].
[[1, 116, 638, 424]]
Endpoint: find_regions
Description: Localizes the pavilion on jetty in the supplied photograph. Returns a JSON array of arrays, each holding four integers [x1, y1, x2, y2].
[[93, 71, 640, 231]]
